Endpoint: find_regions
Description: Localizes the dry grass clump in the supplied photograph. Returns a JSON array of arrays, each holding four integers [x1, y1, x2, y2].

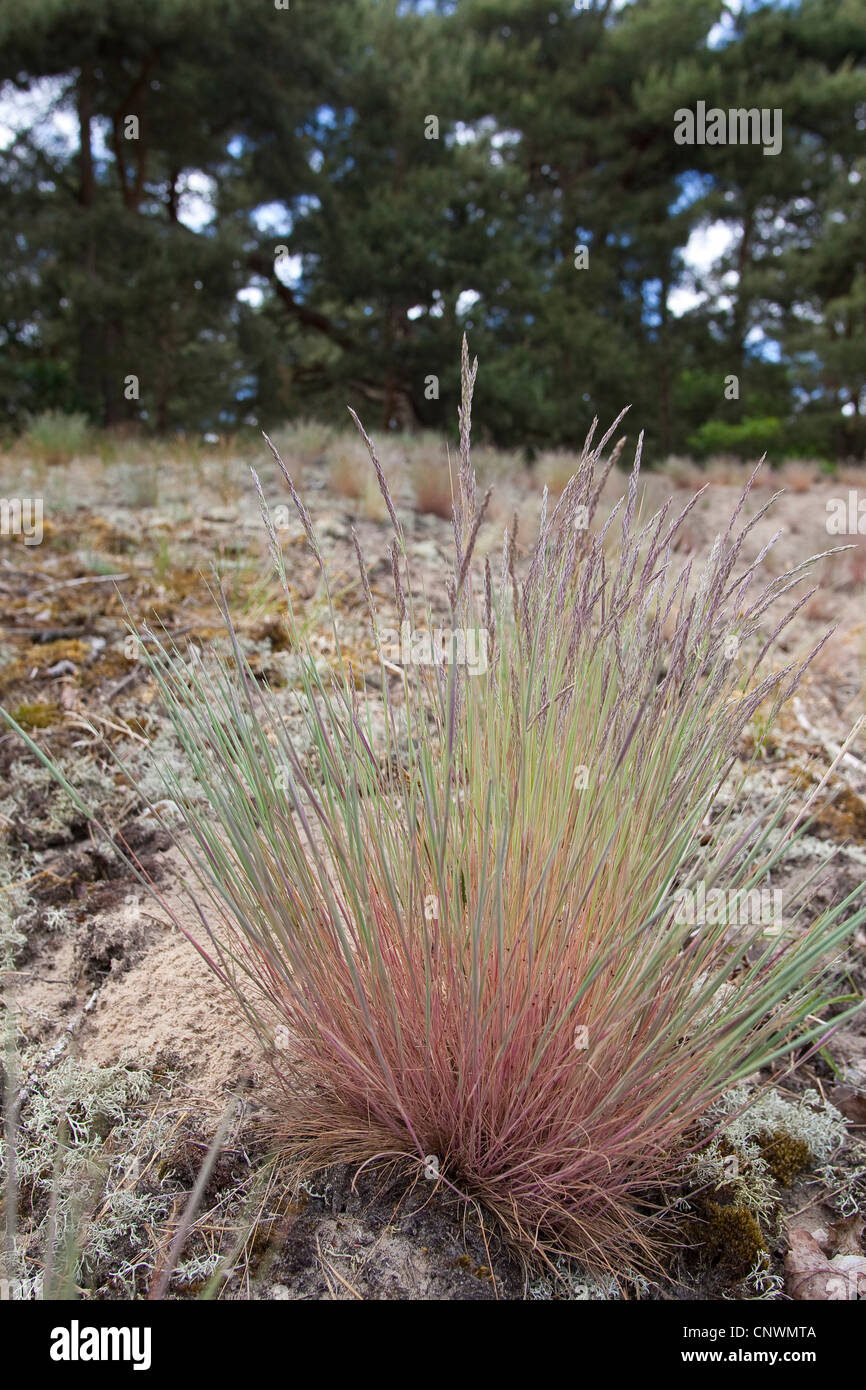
[[269, 419, 335, 473], [470, 441, 524, 486], [703, 454, 751, 487], [16, 411, 90, 466], [407, 441, 454, 519], [661, 456, 704, 491], [536, 448, 584, 496], [7, 341, 864, 1281], [325, 436, 373, 499], [324, 436, 389, 519], [113, 460, 160, 508], [778, 459, 821, 494]]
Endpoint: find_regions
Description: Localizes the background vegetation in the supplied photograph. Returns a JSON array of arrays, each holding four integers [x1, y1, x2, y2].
[[1, 0, 864, 459]]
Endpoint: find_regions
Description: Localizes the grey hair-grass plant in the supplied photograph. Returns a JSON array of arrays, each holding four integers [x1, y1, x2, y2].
[[4, 340, 864, 1282]]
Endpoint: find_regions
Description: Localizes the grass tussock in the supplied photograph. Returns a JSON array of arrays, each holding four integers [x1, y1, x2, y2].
[[409, 449, 454, 519], [16, 410, 90, 466], [6, 341, 864, 1280], [325, 437, 389, 520]]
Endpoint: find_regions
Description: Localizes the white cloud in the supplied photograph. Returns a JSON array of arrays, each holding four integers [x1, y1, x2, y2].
[[0, 77, 67, 150], [177, 170, 216, 230], [668, 221, 737, 317], [456, 288, 481, 316], [275, 253, 302, 287]]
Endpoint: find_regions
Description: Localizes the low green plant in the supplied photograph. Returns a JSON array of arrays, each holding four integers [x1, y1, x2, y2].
[[689, 416, 784, 462], [19, 411, 90, 466], [113, 461, 160, 508], [270, 419, 334, 470]]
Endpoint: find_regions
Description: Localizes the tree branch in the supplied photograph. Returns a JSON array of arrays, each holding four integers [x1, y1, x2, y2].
[[247, 252, 355, 351]]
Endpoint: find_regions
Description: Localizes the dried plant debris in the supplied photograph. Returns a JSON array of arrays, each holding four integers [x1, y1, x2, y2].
[[785, 1226, 866, 1301]]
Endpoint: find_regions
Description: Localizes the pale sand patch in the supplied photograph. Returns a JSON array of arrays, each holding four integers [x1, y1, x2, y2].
[[75, 910, 262, 1096]]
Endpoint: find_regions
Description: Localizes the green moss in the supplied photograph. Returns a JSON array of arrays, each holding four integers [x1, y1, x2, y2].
[[24, 638, 88, 667], [704, 1202, 768, 1278], [757, 1129, 812, 1187], [11, 700, 59, 729]]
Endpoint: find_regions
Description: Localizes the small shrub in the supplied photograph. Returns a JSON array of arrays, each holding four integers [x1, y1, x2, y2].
[[661, 455, 704, 491], [20, 411, 89, 466], [704, 454, 751, 486], [536, 448, 584, 496], [778, 459, 819, 494], [113, 461, 160, 508], [409, 446, 454, 518], [325, 436, 389, 518], [325, 437, 368, 499], [271, 419, 334, 470], [689, 417, 783, 462]]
